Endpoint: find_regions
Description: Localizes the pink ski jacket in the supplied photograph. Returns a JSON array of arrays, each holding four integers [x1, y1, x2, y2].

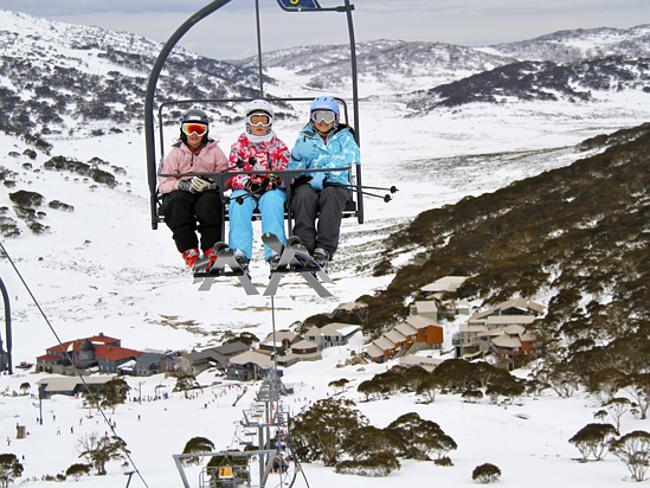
[[158, 140, 229, 195], [227, 133, 290, 191]]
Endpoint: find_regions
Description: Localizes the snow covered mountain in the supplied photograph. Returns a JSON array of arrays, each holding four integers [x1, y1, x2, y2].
[[0, 10, 279, 138], [234, 25, 650, 97], [403, 55, 650, 112], [235, 39, 515, 94], [484, 24, 650, 63]]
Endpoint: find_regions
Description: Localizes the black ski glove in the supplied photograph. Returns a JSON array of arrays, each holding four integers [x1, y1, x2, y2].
[[244, 178, 265, 194], [292, 174, 312, 188]]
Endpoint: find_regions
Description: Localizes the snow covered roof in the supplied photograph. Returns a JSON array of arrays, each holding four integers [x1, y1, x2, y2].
[[503, 324, 527, 335], [459, 323, 488, 333], [291, 339, 319, 351], [37, 375, 115, 392], [374, 336, 396, 350], [420, 276, 469, 293], [262, 330, 297, 343], [385, 329, 407, 344], [412, 300, 438, 313], [395, 322, 417, 336], [486, 315, 536, 326], [307, 323, 361, 337], [405, 315, 439, 329], [364, 344, 384, 358], [399, 354, 444, 371], [229, 350, 273, 369], [473, 299, 544, 319], [477, 329, 505, 338], [491, 335, 522, 349], [213, 341, 250, 356]]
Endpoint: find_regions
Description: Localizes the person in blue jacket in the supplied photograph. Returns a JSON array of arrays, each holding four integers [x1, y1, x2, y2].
[[289, 96, 360, 267]]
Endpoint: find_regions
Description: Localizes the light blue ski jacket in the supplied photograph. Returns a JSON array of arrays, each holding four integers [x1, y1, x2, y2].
[[289, 123, 360, 190]]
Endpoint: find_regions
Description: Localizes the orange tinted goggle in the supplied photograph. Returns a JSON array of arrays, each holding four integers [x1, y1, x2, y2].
[[181, 123, 208, 136]]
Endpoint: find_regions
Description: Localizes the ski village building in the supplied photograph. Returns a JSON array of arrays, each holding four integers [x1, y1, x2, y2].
[[454, 298, 543, 368], [36, 333, 144, 375], [364, 315, 444, 363]]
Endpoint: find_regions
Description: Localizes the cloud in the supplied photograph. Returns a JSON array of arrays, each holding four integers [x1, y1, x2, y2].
[[4, 0, 647, 59], [1, 0, 207, 15]]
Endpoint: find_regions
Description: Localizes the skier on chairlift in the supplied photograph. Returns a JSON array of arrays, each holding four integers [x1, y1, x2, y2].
[[157, 108, 229, 269], [289, 96, 360, 267], [227, 100, 290, 269]]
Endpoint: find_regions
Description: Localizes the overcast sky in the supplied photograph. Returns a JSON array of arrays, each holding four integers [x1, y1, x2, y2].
[[2, 0, 647, 59]]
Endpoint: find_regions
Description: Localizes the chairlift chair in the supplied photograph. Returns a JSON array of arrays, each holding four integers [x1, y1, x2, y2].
[[144, 0, 363, 241]]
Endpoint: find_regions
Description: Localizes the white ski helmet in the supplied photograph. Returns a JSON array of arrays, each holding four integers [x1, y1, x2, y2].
[[244, 99, 274, 119]]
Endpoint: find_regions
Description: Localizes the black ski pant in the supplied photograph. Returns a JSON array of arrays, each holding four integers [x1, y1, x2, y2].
[[162, 190, 223, 253], [290, 184, 349, 257]]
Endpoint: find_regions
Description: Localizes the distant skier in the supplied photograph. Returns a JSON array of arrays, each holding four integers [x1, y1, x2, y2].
[[227, 100, 290, 268], [289, 96, 360, 267], [158, 108, 229, 269]]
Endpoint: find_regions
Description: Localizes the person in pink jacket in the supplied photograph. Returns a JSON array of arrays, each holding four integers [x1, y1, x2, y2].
[[158, 108, 228, 269]]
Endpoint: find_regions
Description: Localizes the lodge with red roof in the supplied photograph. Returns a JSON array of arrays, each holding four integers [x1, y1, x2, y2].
[[36, 333, 143, 375]]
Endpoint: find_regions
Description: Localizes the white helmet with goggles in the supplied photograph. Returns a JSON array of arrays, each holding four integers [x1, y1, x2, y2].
[[244, 99, 275, 142], [244, 99, 275, 119]]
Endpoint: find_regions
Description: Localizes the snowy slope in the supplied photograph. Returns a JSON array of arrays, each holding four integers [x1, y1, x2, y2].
[[0, 10, 279, 137]]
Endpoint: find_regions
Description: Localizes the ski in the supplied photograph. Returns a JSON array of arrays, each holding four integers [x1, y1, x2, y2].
[[192, 242, 259, 295], [261, 233, 333, 298]]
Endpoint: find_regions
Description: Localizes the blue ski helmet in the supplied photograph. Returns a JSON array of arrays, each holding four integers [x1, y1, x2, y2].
[[310, 96, 340, 115]]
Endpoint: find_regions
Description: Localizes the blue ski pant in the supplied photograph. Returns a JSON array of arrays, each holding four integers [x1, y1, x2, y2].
[[228, 189, 287, 261]]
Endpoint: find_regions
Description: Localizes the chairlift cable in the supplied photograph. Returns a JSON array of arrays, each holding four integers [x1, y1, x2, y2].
[[0, 242, 150, 488]]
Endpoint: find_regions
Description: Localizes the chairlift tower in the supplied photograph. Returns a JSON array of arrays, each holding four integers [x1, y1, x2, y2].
[[0, 276, 12, 374]]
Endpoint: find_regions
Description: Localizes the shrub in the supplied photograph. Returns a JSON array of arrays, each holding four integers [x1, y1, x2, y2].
[[65, 463, 91, 480], [569, 423, 618, 461], [334, 451, 400, 477], [181, 437, 215, 466], [472, 463, 501, 483], [609, 430, 650, 481], [434, 456, 453, 466], [291, 398, 367, 466], [0, 453, 24, 487]]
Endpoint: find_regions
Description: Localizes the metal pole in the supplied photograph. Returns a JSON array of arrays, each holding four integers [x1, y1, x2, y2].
[[0, 277, 11, 374], [343, 0, 364, 224], [39, 388, 43, 425], [144, 0, 233, 229], [255, 0, 265, 97]]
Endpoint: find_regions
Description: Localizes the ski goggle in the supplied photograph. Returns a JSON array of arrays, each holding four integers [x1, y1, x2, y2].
[[181, 122, 208, 136], [246, 112, 272, 127], [311, 110, 336, 124]]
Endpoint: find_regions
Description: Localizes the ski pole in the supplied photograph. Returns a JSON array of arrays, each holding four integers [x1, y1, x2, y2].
[[226, 185, 266, 205], [346, 184, 399, 193], [329, 184, 392, 203]]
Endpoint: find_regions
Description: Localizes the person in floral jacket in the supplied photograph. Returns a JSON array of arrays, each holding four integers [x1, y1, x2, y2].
[[227, 100, 290, 267]]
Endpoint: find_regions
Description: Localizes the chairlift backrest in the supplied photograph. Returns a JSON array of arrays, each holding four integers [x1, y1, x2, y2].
[[144, 0, 363, 234]]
